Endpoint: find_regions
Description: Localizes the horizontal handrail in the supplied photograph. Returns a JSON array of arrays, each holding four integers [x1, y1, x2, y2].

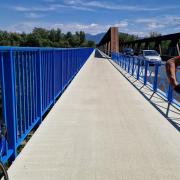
[[0, 46, 92, 51], [0, 47, 94, 163], [111, 52, 180, 108]]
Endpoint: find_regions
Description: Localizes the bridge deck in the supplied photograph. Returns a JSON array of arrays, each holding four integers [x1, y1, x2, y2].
[[8, 51, 180, 180]]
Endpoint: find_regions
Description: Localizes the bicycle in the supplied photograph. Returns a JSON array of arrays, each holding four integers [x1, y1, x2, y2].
[[0, 123, 9, 180]]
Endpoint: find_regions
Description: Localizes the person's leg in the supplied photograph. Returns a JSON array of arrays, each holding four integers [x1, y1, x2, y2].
[[166, 59, 178, 89]]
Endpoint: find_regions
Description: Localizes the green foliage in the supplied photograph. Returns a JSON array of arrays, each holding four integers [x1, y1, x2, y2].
[[0, 28, 96, 48], [119, 31, 162, 43], [119, 32, 138, 43], [148, 32, 161, 38]]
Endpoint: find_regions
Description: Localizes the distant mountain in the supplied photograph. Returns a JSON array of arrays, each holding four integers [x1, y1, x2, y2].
[[85, 33, 105, 44], [85, 32, 142, 45]]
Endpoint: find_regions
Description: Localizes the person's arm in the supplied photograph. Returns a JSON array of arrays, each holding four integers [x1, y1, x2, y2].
[[166, 56, 180, 93]]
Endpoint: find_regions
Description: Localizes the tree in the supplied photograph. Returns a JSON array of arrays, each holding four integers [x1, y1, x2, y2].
[[86, 40, 96, 47], [79, 31, 85, 44], [9, 33, 22, 46], [25, 33, 41, 47], [32, 28, 49, 39], [149, 32, 161, 38], [0, 27, 95, 48], [119, 32, 138, 43]]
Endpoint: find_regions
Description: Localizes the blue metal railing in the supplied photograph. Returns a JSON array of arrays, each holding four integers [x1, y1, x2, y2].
[[111, 52, 180, 107], [0, 47, 94, 163]]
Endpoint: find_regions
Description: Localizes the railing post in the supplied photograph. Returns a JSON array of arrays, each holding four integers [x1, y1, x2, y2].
[[132, 57, 135, 76], [119, 54, 121, 66], [37, 50, 42, 122], [3, 49, 17, 161], [122, 56, 124, 68], [167, 85, 173, 103], [116, 53, 118, 63], [123, 56, 125, 68], [128, 56, 131, 73], [125, 56, 127, 71], [0, 53, 7, 162], [52, 49, 55, 103], [144, 61, 148, 85], [153, 63, 160, 92], [166, 85, 173, 116], [121, 56, 123, 68], [137, 58, 140, 80]]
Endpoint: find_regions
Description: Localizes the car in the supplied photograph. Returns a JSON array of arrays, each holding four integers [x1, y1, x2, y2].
[[122, 48, 134, 56], [139, 50, 162, 63]]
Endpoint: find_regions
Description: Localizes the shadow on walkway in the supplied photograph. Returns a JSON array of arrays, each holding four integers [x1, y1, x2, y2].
[[109, 59, 180, 132], [94, 49, 105, 58]]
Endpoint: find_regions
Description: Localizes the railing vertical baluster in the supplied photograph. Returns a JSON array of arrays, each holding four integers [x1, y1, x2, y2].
[[167, 85, 173, 104], [128, 56, 130, 73], [21, 52, 26, 135], [137, 58, 140, 80], [144, 61, 148, 85], [125, 56, 127, 70], [132, 57, 135, 76], [153, 63, 160, 92], [29, 51, 32, 127], [121, 55, 123, 67], [0, 53, 8, 161], [166, 85, 173, 116], [3, 49, 17, 160], [37, 50, 42, 122], [53, 50, 55, 103], [25, 52, 29, 130], [16, 52, 22, 139]]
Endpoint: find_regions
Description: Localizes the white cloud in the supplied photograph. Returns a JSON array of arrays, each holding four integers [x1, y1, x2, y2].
[[114, 21, 128, 28], [64, 0, 177, 12], [14, 4, 66, 12], [3, 21, 130, 34], [25, 12, 45, 19], [147, 22, 165, 29], [43, 0, 56, 2], [135, 16, 180, 31], [13, 2, 93, 13], [128, 31, 148, 37], [54, 23, 109, 34], [14, 6, 30, 12], [5, 22, 41, 33], [3, 12, 180, 37], [13, 0, 178, 16], [135, 18, 155, 23], [85, 1, 152, 11], [67, 5, 94, 11], [55, 23, 109, 34]]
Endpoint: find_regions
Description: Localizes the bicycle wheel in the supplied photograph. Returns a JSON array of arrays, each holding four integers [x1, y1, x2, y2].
[[0, 162, 8, 180]]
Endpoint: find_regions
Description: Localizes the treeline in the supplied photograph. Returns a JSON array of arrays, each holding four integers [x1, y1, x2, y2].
[[0, 28, 96, 48], [119, 32, 138, 43], [119, 31, 162, 43]]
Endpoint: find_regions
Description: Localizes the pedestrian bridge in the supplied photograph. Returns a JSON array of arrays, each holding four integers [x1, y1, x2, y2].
[[7, 49, 180, 180]]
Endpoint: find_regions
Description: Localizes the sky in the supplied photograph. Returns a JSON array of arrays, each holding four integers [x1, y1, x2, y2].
[[0, 0, 180, 36]]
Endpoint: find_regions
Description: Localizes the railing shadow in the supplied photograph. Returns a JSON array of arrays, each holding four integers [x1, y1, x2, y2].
[[95, 49, 111, 59], [108, 59, 180, 132], [95, 49, 105, 59]]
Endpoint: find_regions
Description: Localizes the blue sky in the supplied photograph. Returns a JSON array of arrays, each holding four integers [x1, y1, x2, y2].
[[1, 0, 180, 36]]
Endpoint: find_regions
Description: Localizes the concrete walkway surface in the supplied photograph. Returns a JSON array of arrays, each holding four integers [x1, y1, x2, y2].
[[8, 51, 180, 180]]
